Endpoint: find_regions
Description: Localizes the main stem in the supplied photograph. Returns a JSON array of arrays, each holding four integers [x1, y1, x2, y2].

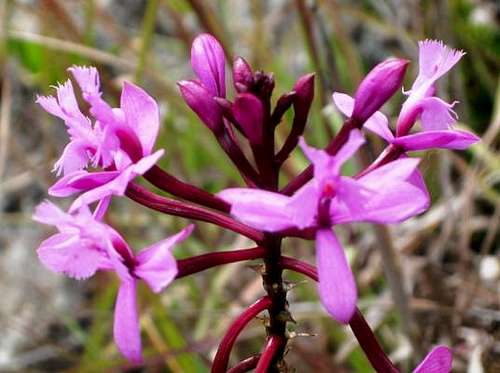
[[260, 234, 288, 372]]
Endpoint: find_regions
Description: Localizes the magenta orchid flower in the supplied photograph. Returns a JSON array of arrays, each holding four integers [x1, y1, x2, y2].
[[33, 200, 193, 363], [333, 40, 479, 151], [37, 66, 164, 215], [219, 130, 429, 323], [178, 33, 226, 131]]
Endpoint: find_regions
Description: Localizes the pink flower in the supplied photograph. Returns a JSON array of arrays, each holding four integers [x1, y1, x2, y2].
[[37, 66, 164, 215], [33, 200, 193, 363], [218, 131, 429, 323], [333, 40, 479, 151]]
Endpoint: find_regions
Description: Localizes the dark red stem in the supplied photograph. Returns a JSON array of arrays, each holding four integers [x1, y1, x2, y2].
[[350, 310, 400, 373], [211, 297, 272, 373], [125, 182, 265, 243], [227, 354, 261, 373], [176, 247, 265, 279], [216, 127, 262, 187], [144, 165, 230, 212], [280, 256, 400, 373], [255, 335, 285, 373]]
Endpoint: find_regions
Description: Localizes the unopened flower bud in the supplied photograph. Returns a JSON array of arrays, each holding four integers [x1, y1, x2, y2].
[[293, 73, 315, 123], [232, 93, 264, 145], [252, 71, 275, 100], [178, 80, 222, 132], [191, 33, 226, 97], [233, 57, 253, 93], [352, 58, 409, 124]]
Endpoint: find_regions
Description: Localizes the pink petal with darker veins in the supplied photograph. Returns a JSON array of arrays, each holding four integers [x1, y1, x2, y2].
[[191, 33, 226, 97], [413, 345, 453, 373], [393, 129, 479, 151], [49, 170, 121, 197]]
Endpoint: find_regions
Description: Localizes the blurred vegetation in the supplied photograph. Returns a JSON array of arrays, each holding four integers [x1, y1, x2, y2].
[[0, 0, 498, 372]]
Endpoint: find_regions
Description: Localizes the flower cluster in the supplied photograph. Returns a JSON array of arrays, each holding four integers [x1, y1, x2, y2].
[[34, 34, 477, 371], [35, 67, 193, 362]]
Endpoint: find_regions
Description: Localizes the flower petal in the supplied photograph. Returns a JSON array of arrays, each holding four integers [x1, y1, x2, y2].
[[191, 33, 226, 97], [316, 229, 357, 324], [135, 225, 193, 293], [178, 80, 223, 131], [113, 279, 142, 364], [358, 157, 421, 188], [120, 82, 160, 156], [412, 40, 465, 92], [333, 158, 429, 224], [33, 200, 72, 227], [413, 345, 453, 373], [68, 150, 163, 212], [332, 129, 365, 169], [37, 233, 105, 279], [218, 188, 294, 231], [393, 129, 479, 151], [233, 93, 264, 145], [419, 97, 457, 131], [49, 170, 121, 197], [53, 140, 92, 176], [332, 92, 393, 142], [287, 181, 319, 229], [298, 130, 364, 180]]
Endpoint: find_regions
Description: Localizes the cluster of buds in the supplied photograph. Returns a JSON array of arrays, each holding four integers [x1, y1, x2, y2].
[[34, 33, 478, 372]]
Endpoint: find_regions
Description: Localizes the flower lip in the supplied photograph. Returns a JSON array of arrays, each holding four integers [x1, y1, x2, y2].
[[322, 180, 337, 199]]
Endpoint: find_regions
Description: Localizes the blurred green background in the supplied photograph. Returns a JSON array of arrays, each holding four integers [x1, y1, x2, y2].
[[0, 0, 498, 372]]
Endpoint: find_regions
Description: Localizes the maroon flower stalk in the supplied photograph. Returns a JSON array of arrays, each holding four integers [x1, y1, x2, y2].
[[144, 165, 230, 212], [226, 355, 261, 373], [255, 335, 285, 373], [281, 256, 400, 373], [211, 297, 272, 373], [125, 182, 264, 243], [176, 247, 265, 279]]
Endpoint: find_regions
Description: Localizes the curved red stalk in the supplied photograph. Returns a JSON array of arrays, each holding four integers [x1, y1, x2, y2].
[[255, 335, 285, 373], [176, 247, 265, 279], [211, 297, 272, 373], [216, 127, 263, 187], [227, 354, 261, 373], [280, 256, 400, 373], [125, 182, 265, 243], [144, 165, 230, 212]]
